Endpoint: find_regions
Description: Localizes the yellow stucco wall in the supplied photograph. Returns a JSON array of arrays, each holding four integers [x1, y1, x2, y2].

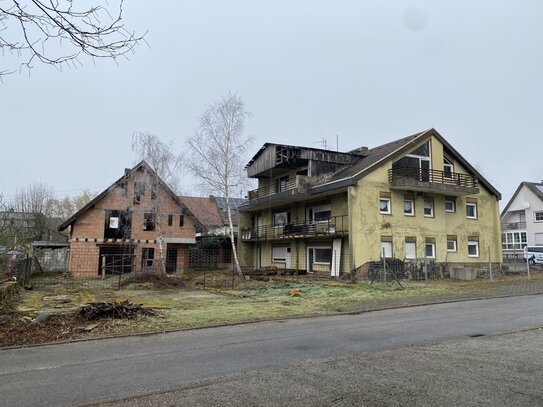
[[349, 136, 502, 267]]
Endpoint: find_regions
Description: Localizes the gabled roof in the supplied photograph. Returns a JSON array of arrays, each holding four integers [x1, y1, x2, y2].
[[501, 181, 543, 217], [313, 128, 501, 199], [58, 161, 198, 231], [178, 196, 224, 228]]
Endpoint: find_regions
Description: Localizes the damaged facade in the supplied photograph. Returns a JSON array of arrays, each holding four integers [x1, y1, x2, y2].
[[58, 161, 197, 277], [238, 128, 502, 277]]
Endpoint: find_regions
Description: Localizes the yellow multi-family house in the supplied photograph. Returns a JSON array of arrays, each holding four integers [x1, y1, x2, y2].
[[237, 128, 502, 277]]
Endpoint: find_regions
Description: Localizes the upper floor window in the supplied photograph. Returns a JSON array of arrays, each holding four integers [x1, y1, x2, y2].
[[307, 204, 331, 223], [168, 214, 173, 226], [179, 214, 185, 227], [104, 209, 132, 239], [443, 157, 454, 179], [466, 201, 478, 219], [468, 240, 479, 257], [133, 181, 145, 204], [445, 197, 456, 213], [143, 212, 156, 231], [275, 176, 289, 193], [380, 192, 391, 214], [535, 211, 543, 222], [273, 210, 290, 227], [404, 198, 415, 216], [424, 199, 434, 217]]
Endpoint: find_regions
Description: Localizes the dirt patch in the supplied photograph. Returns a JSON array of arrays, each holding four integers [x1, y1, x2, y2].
[[119, 273, 187, 289]]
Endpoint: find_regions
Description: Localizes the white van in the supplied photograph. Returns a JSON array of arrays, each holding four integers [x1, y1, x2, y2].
[[524, 246, 543, 265]]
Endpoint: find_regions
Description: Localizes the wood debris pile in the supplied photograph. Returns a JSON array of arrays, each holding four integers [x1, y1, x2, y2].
[[79, 300, 158, 321]]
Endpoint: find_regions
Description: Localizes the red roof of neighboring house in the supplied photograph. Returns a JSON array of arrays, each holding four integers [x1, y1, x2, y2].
[[178, 196, 224, 228]]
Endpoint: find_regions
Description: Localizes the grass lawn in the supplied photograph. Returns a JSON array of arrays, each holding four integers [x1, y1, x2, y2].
[[1, 270, 542, 345]]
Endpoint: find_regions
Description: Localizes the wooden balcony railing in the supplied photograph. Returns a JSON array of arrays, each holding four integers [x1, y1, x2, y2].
[[241, 215, 348, 241], [388, 167, 478, 189], [247, 175, 309, 200]]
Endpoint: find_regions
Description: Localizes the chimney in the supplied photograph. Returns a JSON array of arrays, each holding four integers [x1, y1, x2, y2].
[[124, 168, 130, 177], [352, 146, 369, 155]]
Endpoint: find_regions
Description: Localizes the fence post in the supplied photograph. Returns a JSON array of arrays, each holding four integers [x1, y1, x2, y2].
[[488, 246, 493, 281], [526, 254, 531, 280], [382, 248, 386, 283], [101, 255, 106, 279]]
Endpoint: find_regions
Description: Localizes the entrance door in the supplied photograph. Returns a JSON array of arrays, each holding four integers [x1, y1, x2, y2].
[[166, 245, 177, 273]]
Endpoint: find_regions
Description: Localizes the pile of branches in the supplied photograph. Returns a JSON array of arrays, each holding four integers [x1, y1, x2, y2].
[[79, 300, 157, 321]]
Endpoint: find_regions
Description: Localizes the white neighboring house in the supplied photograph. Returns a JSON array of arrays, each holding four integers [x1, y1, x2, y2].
[[501, 181, 543, 258]]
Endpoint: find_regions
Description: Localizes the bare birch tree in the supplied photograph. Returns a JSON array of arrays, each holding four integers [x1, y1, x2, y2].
[[186, 92, 252, 277], [131, 131, 183, 274], [0, 0, 145, 77]]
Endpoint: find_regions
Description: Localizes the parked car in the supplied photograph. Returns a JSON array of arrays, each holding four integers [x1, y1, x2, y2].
[[523, 246, 543, 265]]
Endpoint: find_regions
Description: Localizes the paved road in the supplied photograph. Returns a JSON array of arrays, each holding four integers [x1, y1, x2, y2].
[[1, 295, 543, 407]]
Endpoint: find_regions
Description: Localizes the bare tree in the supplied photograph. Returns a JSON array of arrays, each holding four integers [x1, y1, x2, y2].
[[132, 132, 183, 274], [0, 0, 145, 77], [186, 92, 252, 277], [50, 189, 95, 221]]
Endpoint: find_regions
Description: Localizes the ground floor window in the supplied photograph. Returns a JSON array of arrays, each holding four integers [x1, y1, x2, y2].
[[142, 247, 155, 268], [314, 247, 332, 264], [468, 241, 479, 257], [272, 246, 289, 262], [447, 236, 457, 252], [405, 240, 416, 259], [501, 231, 527, 250], [425, 242, 435, 258]]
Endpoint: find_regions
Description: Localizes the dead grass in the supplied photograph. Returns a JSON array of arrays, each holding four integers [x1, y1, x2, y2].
[[2, 270, 543, 346]]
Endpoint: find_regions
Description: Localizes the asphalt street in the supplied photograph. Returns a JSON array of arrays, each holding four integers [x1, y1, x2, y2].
[[1, 295, 543, 406]]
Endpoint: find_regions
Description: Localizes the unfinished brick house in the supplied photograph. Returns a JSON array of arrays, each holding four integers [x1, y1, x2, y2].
[[58, 161, 197, 277]]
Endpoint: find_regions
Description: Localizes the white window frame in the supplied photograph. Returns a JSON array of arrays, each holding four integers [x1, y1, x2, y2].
[[468, 241, 479, 257], [447, 239, 457, 252], [380, 241, 393, 258], [380, 197, 391, 215], [405, 241, 417, 259], [425, 242, 436, 258], [466, 202, 477, 219], [272, 246, 288, 262], [445, 198, 456, 213], [443, 157, 454, 179], [307, 204, 332, 223], [309, 246, 333, 265], [502, 231, 527, 250], [424, 200, 434, 217], [404, 199, 415, 216], [534, 211, 543, 222]]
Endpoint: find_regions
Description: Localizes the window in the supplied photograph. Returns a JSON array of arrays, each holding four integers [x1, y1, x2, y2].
[[380, 240, 393, 258], [468, 241, 479, 257], [168, 214, 173, 226], [392, 141, 431, 182], [445, 197, 456, 213], [179, 215, 184, 227], [535, 211, 543, 222], [143, 212, 156, 231], [308, 204, 331, 222], [447, 236, 457, 252], [273, 210, 290, 227], [404, 199, 415, 216], [272, 246, 288, 262], [314, 248, 332, 264], [535, 233, 543, 246], [141, 248, 155, 268], [424, 199, 434, 217], [405, 239, 417, 259], [466, 202, 477, 219], [425, 242, 435, 258], [443, 157, 454, 179], [104, 209, 132, 239], [380, 197, 391, 214], [502, 231, 527, 250], [133, 181, 145, 204], [275, 176, 289, 193]]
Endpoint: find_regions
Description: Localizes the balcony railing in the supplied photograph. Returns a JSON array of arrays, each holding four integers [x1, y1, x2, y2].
[[502, 222, 527, 230], [247, 175, 310, 200], [388, 167, 478, 190], [241, 215, 348, 241]]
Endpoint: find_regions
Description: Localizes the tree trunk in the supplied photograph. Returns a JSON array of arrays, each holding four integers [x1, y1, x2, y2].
[[226, 196, 244, 278]]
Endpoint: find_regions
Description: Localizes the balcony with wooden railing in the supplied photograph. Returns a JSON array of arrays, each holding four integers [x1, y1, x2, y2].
[[241, 215, 348, 241], [247, 175, 311, 200], [388, 167, 479, 196]]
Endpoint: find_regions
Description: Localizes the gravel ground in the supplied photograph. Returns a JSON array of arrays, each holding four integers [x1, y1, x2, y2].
[[95, 328, 543, 407]]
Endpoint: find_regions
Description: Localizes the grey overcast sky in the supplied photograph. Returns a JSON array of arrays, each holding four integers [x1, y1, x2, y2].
[[1, 0, 542, 207]]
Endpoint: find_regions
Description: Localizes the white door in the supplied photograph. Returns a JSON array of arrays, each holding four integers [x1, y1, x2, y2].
[[380, 241, 392, 258]]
